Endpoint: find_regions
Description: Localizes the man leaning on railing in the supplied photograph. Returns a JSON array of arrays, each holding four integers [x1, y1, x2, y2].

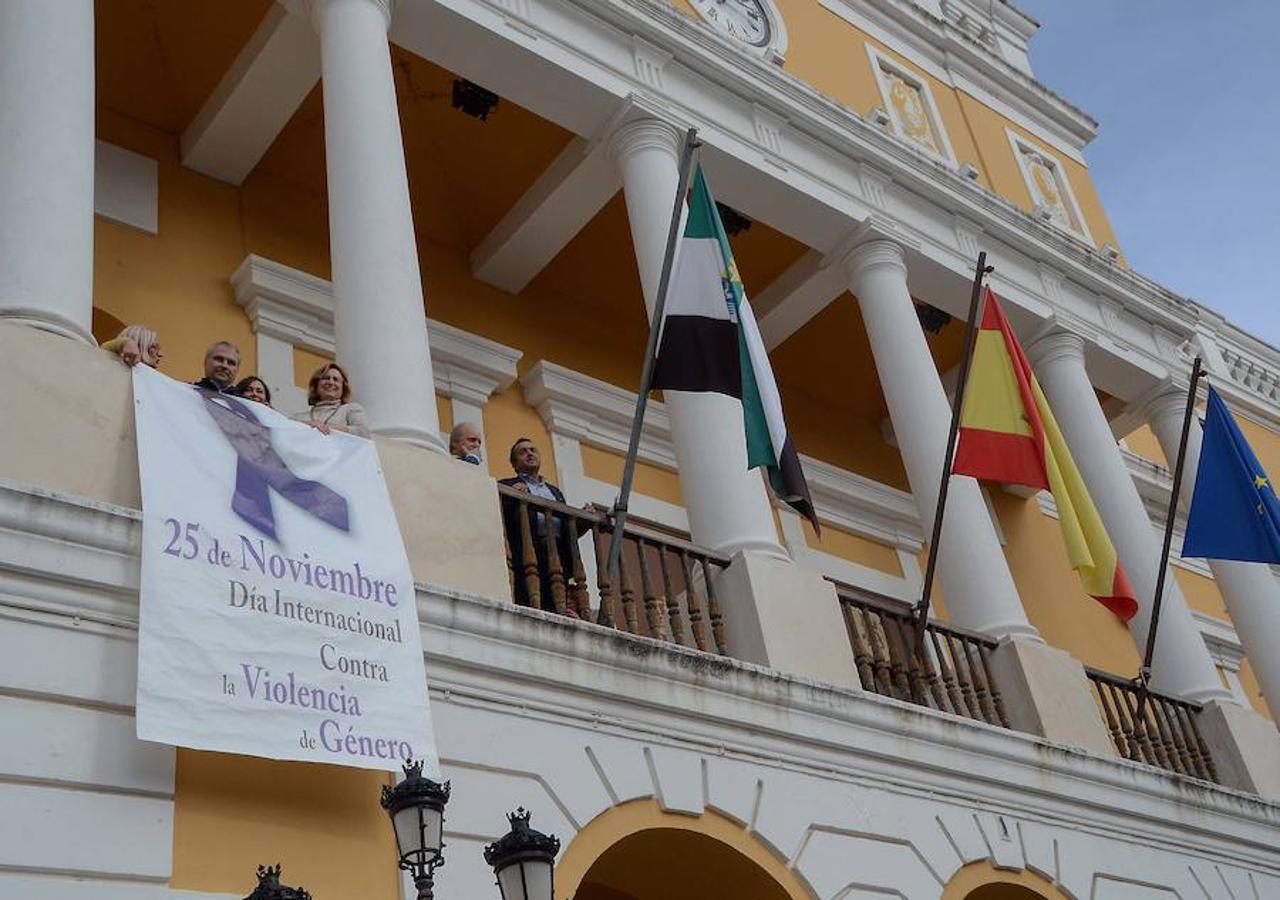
[[498, 438, 574, 611]]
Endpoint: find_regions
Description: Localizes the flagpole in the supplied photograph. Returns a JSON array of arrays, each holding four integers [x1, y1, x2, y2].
[[604, 127, 701, 589], [1135, 356, 1204, 719], [913, 252, 993, 654]]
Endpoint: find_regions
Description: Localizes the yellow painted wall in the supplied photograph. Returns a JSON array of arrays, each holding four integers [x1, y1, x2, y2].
[[1173, 567, 1228, 621], [483, 382, 559, 482], [990, 491, 1139, 673], [171, 751, 399, 898], [1122, 423, 1168, 467], [1240, 658, 1274, 720], [1238, 415, 1280, 481], [803, 520, 903, 576], [95, 109, 258, 381], [293, 347, 333, 390], [558, 799, 810, 900], [580, 445, 685, 507], [672, 0, 1120, 250]]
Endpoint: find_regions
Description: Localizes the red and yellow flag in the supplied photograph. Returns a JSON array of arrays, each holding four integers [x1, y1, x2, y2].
[[953, 289, 1137, 621]]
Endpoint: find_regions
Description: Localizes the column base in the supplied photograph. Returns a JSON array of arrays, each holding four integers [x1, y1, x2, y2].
[[1197, 699, 1280, 800], [987, 637, 1115, 757], [714, 550, 860, 691], [0, 308, 95, 345]]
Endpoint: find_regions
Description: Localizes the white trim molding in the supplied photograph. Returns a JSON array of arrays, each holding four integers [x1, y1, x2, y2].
[[866, 44, 959, 167], [686, 0, 789, 65], [229, 255, 522, 445], [1195, 611, 1252, 707], [518, 360, 926, 600], [1005, 128, 1094, 244]]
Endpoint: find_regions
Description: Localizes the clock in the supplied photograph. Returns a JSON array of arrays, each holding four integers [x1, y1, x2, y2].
[[689, 0, 773, 49]]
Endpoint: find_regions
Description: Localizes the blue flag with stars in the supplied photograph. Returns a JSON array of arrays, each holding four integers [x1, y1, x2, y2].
[[1182, 387, 1280, 563]]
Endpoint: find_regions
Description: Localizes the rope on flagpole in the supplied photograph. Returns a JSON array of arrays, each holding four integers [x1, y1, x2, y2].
[[913, 252, 992, 656], [604, 128, 701, 593]]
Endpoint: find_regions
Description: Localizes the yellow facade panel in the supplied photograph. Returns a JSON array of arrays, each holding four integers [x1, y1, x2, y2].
[[580, 444, 685, 507], [990, 490, 1140, 674], [803, 520, 903, 577], [170, 750, 400, 899], [94, 110, 257, 382]]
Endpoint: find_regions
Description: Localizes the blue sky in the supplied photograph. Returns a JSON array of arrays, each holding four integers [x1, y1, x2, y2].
[[1016, 0, 1279, 346]]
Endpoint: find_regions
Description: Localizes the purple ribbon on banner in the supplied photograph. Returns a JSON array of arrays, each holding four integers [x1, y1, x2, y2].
[[199, 390, 350, 541]]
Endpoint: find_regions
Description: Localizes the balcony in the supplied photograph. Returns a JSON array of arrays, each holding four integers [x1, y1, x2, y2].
[[5, 322, 1280, 899]]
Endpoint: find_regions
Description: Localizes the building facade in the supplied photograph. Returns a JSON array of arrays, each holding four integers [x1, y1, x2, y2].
[[2, 0, 1280, 898]]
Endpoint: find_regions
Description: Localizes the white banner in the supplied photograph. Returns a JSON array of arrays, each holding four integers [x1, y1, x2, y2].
[[132, 366, 437, 774]]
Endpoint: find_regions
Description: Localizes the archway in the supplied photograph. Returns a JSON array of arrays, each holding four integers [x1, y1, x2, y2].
[[557, 800, 812, 900], [942, 861, 1071, 900]]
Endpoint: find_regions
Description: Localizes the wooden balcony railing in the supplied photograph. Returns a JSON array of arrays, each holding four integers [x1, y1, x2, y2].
[[496, 484, 731, 654], [833, 583, 1009, 728], [1085, 668, 1217, 782]]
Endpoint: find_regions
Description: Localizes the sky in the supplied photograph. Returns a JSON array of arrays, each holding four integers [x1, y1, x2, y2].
[[1015, 0, 1280, 346]]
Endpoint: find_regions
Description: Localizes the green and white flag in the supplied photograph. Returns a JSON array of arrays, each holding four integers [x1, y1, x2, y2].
[[651, 165, 818, 529]]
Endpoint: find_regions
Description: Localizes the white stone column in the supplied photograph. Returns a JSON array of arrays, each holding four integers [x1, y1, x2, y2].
[[1028, 330, 1230, 703], [1143, 383, 1280, 715], [0, 0, 95, 342], [843, 240, 1036, 641], [608, 118, 781, 557], [311, 0, 443, 450]]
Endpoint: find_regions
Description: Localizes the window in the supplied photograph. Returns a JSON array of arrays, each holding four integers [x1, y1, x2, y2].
[[867, 46, 957, 165]]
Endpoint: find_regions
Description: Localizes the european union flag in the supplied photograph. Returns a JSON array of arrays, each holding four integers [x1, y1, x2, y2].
[[1182, 387, 1280, 563]]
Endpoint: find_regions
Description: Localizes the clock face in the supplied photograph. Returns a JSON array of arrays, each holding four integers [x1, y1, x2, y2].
[[690, 0, 772, 49]]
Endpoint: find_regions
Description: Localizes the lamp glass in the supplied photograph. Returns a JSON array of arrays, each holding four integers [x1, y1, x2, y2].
[[392, 804, 442, 862], [497, 859, 553, 900]]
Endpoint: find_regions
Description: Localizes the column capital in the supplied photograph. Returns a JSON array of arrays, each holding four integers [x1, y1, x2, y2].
[[840, 237, 907, 281], [1025, 324, 1086, 370], [1132, 378, 1193, 431], [297, 0, 394, 31], [606, 117, 683, 169]]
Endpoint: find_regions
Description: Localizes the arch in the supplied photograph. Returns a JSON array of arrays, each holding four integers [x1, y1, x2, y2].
[[942, 861, 1074, 900], [557, 799, 813, 900]]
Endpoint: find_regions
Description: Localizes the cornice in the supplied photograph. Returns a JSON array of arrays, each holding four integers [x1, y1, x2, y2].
[[817, 0, 1096, 146], [431, 0, 1280, 430], [231, 254, 522, 404], [519, 359, 678, 469], [6, 480, 1279, 858]]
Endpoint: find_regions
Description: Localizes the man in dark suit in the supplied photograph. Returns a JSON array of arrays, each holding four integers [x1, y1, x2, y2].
[[498, 438, 575, 613]]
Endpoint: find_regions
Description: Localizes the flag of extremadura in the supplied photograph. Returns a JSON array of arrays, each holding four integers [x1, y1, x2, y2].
[[651, 166, 818, 529]]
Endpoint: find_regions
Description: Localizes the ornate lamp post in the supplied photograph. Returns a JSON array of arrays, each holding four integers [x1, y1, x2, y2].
[[483, 808, 561, 900], [381, 759, 452, 900], [243, 864, 311, 900]]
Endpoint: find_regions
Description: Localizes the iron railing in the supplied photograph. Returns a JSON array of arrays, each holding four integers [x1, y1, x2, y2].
[[496, 485, 731, 654], [1085, 668, 1217, 782], [833, 583, 1009, 728]]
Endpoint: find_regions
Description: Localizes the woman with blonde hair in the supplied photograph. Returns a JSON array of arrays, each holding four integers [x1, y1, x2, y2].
[[293, 362, 370, 438], [101, 324, 164, 368]]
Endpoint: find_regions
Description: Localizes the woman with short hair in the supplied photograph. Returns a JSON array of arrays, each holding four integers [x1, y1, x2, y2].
[[102, 324, 164, 369], [293, 362, 370, 438]]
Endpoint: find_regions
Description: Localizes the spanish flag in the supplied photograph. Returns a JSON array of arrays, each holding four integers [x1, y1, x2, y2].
[[953, 289, 1137, 621]]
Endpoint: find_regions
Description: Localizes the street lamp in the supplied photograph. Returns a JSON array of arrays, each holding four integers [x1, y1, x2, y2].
[[484, 808, 561, 900], [381, 759, 452, 900], [243, 864, 311, 900]]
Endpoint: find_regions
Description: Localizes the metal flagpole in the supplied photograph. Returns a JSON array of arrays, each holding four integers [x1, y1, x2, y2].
[[913, 252, 993, 655], [604, 127, 701, 589], [1134, 356, 1204, 721]]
